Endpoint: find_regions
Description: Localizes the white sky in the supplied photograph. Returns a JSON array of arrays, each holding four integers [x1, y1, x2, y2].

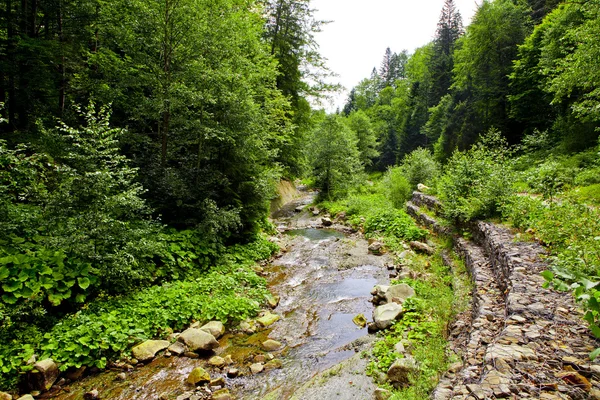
[[311, 0, 480, 110]]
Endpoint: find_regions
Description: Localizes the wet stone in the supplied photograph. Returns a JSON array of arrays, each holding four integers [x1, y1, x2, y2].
[[208, 356, 226, 368], [250, 363, 264, 374], [168, 341, 187, 356], [187, 367, 211, 385], [131, 340, 170, 362], [262, 339, 282, 351], [178, 328, 219, 352], [227, 368, 240, 378], [256, 312, 280, 327], [199, 321, 225, 339]]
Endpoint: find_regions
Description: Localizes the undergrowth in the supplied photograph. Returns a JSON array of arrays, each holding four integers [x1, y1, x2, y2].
[[0, 235, 277, 389]]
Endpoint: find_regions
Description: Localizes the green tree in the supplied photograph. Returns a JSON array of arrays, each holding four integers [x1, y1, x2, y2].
[[345, 110, 379, 167], [309, 114, 361, 199]]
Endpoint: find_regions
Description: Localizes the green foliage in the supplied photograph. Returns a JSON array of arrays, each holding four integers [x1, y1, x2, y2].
[[383, 167, 412, 209], [345, 110, 380, 167], [309, 114, 363, 200], [0, 235, 276, 387], [526, 160, 575, 201], [400, 148, 440, 189], [438, 130, 516, 222], [366, 251, 465, 399]]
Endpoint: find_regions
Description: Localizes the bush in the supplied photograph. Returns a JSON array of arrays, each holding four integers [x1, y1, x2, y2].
[[383, 167, 412, 209], [400, 148, 440, 189], [438, 137, 515, 223]]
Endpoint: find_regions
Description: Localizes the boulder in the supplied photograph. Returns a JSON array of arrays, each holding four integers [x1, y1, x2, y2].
[[212, 388, 232, 400], [168, 341, 187, 356], [385, 284, 415, 304], [208, 356, 226, 368], [131, 340, 170, 362], [186, 367, 210, 385], [256, 312, 280, 327], [250, 363, 264, 374], [28, 358, 59, 392], [262, 339, 282, 351], [240, 320, 257, 334], [227, 368, 240, 378], [321, 217, 333, 227], [368, 241, 384, 255], [373, 303, 403, 330], [65, 366, 86, 381], [0, 392, 11, 400], [387, 356, 418, 388], [199, 321, 225, 339], [409, 241, 434, 255], [178, 328, 219, 352]]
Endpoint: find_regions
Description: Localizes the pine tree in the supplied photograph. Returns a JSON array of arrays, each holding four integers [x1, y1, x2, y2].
[[430, 0, 464, 104]]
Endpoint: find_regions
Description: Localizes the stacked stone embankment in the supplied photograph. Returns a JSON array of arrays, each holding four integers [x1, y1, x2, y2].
[[407, 192, 600, 400]]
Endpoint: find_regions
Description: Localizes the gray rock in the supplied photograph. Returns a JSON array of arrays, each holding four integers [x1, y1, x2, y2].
[[115, 372, 127, 381], [208, 356, 226, 368], [250, 363, 264, 374], [178, 328, 219, 352], [368, 241, 384, 255], [385, 284, 415, 304], [409, 241, 434, 255], [394, 342, 406, 354], [199, 321, 225, 339], [321, 217, 333, 227], [131, 340, 170, 362], [227, 368, 240, 378], [168, 341, 187, 356], [373, 303, 403, 330], [387, 356, 418, 387], [28, 358, 59, 392], [262, 339, 282, 351]]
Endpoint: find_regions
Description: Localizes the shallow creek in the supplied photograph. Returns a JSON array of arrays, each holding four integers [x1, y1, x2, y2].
[[54, 193, 391, 400]]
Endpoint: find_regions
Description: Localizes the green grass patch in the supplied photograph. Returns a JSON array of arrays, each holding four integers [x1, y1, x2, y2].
[[366, 248, 469, 399]]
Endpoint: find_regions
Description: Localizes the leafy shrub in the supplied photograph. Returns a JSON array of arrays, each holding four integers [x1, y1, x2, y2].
[[526, 160, 576, 201], [575, 167, 600, 186], [0, 235, 276, 388], [363, 210, 427, 242], [438, 131, 515, 222], [400, 148, 440, 189], [383, 167, 412, 209]]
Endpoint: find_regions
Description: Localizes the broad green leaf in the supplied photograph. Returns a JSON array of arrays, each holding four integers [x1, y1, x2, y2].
[[2, 280, 23, 293], [77, 277, 91, 290], [1, 293, 18, 304]]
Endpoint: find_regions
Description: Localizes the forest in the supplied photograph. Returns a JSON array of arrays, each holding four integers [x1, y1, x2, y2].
[[0, 0, 599, 398]]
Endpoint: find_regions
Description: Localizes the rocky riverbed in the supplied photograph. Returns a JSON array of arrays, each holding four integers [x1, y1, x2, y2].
[[28, 189, 395, 400]]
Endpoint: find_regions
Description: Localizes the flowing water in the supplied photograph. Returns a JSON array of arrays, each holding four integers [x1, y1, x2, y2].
[[53, 191, 391, 400]]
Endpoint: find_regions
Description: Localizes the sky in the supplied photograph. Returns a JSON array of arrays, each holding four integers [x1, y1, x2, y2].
[[310, 0, 480, 110]]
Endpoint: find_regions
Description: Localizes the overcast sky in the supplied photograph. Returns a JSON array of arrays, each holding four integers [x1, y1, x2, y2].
[[311, 0, 480, 110]]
